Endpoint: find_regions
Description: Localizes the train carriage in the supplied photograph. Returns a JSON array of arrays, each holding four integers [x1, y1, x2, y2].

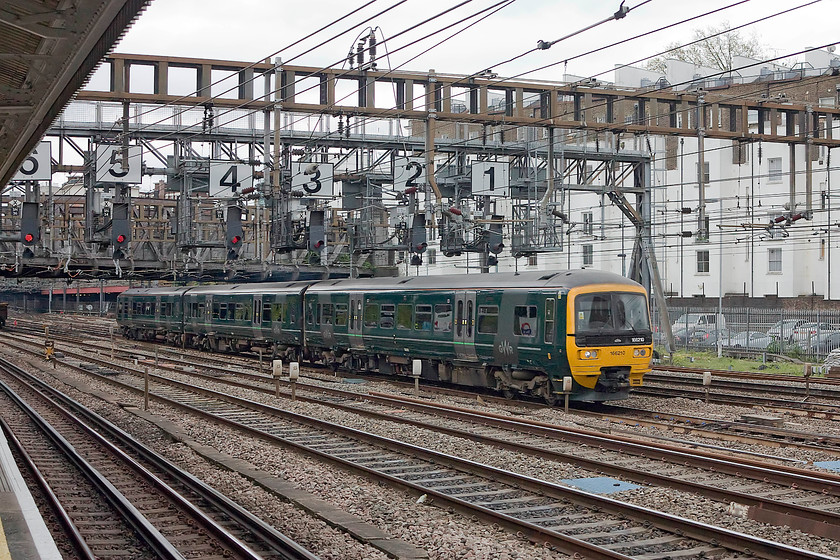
[[117, 269, 653, 403]]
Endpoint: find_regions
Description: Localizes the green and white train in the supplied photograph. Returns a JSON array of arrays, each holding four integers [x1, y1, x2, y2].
[[117, 270, 653, 402]]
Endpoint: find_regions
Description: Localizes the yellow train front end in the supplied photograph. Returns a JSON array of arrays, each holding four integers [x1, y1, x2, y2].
[[564, 283, 653, 401]]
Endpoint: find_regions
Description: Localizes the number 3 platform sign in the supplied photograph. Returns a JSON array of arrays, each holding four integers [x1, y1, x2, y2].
[[291, 163, 334, 197]]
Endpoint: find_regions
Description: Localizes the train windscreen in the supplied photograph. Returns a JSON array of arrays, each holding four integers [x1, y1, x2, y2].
[[574, 292, 650, 335]]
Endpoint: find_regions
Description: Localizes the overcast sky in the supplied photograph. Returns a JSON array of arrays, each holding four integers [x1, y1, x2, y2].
[[112, 0, 838, 84]]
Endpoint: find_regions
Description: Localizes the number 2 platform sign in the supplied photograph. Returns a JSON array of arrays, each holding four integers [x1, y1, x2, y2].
[[393, 157, 425, 192]]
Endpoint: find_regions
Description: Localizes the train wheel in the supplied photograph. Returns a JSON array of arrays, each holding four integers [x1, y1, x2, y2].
[[501, 387, 516, 400]]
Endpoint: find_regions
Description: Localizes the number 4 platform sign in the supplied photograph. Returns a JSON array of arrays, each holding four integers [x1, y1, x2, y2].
[[13, 141, 52, 182], [209, 161, 254, 198]]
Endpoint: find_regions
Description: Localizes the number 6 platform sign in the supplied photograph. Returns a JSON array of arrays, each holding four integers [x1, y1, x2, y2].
[[209, 161, 253, 198], [13, 141, 52, 181], [291, 163, 334, 197], [95, 145, 142, 184]]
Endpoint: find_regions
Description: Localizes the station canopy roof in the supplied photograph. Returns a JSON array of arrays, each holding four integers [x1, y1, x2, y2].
[[0, 0, 150, 189]]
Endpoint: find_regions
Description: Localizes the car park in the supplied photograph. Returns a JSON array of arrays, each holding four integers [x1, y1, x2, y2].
[[727, 330, 772, 350], [766, 319, 806, 341], [790, 322, 837, 349], [808, 331, 840, 355]]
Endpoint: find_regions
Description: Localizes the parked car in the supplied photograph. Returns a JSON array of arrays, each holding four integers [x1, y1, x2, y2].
[[808, 331, 840, 355], [727, 330, 772, 350], [688, 326, 731, 348], [766, 319, 806, 341], [790, 322, 837, 349], [671, 313, 726, 332]]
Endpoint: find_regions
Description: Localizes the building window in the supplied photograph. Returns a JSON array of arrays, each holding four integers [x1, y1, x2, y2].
[[582, 212, 593, 235], [768, 157, 782, 183], [768, 248, 782, 272], [528, 254, 538, 266], [696, 250, 710, 273], [819, 97, 836, 108], [427, 248, 436, 264], [582, 244, 593, 266]]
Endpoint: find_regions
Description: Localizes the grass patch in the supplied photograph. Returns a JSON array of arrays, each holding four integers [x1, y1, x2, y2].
[[656, 349, 814, 376]]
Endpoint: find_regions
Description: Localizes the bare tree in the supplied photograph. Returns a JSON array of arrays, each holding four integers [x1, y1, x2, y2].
[[646, 22, 765, 73]]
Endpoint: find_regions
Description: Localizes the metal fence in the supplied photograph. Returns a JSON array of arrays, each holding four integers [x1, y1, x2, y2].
[[652, 305, 840, 362]]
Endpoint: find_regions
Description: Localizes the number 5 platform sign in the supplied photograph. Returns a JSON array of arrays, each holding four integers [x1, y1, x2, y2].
[[291, 163, 334, 197], [393, 157, 425, 191], [209, 161, 253, 198], [13, 141, 52, 181], [95, 145, 142, 184], [471, 161, 509, 196]]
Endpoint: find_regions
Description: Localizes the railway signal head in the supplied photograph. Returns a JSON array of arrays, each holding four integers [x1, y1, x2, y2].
[[20, 202, 40, 256], [225, 205, 244, 260]]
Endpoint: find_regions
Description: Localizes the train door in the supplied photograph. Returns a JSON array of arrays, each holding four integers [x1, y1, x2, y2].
[[454, 291, 477, 360], [349, 293, 364, 349], [253, 296, 262, 336]]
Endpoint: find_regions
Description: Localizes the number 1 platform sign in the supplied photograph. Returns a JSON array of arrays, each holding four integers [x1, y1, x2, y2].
[[471, 161, 509, 196], [209, 161, 254, 198], [291, 163, 334, 197], [13, 141, 52, 182]]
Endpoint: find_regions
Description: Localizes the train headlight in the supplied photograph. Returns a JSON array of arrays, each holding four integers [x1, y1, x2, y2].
[[633, 348, 647, 357], [580, 349, 598, 359]]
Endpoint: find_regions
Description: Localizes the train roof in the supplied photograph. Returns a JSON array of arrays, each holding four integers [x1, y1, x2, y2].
[[307, 270, 643, 293], [120, 281, 312, 298], [119, 270, 644, 298]]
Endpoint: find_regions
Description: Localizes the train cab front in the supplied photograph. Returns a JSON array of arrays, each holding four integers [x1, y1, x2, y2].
[[564, 285, 653, 401]]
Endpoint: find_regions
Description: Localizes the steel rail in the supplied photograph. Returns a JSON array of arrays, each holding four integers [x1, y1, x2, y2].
[[38, 345, 837, 560], [8, 331, 840, 532], [0, 357, 321, 560], [0, 417, 97, 560], [0, 376, 186, 560]]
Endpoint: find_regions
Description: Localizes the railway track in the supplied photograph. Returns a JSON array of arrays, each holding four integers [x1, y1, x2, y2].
[[0, 357, 319, 560], [1, 334, 840, 558]]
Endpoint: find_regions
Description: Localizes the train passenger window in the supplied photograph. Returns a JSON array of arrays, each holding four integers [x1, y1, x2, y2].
[[234, 303, 245, 321], [212, 303, 220, 319], [307, 302, 320, 325], [144, 302, 152, 315], [397, 304, 413, 330], [380, 304, 394, 329], [262, 302, 272, 323], [364, 303, 379, 328], [513, 306, 537, 338], [321, 304, 334, 325], [544, 299, 556, 344], [219, 303, 227, 320], [271, 303, 283, 323], [456, 301, 463, 336], [335, 304, 348, 326], [477, 305, 499, 334], [434, 304, 452, 332], [198, 303, 205, 317], [415, 305, 433, 331]]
